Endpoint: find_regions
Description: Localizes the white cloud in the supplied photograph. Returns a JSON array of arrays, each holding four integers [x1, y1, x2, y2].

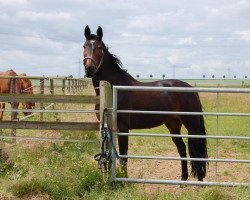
[[204, 36, 213, 42], [235, 29, 250, 41], [16, 11, 72, 22], [208, 1, 250, 20], [177, 37, 197, 45], [0, 0, 27, 6], [126, 13, 170, 33]]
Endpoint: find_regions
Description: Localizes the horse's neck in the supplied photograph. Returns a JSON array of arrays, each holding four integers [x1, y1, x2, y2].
[[92, 66, 134, 94]]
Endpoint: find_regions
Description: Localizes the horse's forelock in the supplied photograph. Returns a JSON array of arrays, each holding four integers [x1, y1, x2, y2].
[[86, 34, 102, 41]]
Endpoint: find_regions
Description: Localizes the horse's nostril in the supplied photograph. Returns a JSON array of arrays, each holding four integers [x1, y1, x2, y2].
[[85, 66, 95, 78]]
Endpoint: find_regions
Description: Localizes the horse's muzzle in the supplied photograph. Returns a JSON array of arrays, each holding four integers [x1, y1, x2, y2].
[[85, 66, 95, 78]]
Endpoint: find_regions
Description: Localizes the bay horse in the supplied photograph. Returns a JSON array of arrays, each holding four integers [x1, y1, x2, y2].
[[83, 26, 208, 181], [0, 70, 35, 120]]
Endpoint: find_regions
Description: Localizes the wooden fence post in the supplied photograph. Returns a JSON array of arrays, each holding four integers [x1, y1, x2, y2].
[[40, 79, 45, 121], [50, 79, 54, 95], [72, 80, 75, 95], [62, 79, 66, 95], [10, 78, 17, 137], [76, 79, 79, 93], [99, 81, 112, 127], [99, 81, 113, 173], [67, 79, 71, 94], [50, 79, 59, 122]]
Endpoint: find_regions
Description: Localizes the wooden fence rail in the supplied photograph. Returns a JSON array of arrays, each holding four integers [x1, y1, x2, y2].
[[0, 76, 111, 133], [0, 94, 100, 104], [0, 121, 99, 130]]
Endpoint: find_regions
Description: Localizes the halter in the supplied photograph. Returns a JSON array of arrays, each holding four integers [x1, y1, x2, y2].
[[83, 54, 103, 73], [83, 40, 104, 75]]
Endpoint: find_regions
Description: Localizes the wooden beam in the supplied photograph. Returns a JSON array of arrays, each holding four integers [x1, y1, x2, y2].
[[0, 94, 100, 104], [100, 81, 112, 126], [0, 121, 99, 131]]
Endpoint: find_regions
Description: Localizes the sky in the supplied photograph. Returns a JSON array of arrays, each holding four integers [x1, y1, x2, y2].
[[0, 0, 250, 79]]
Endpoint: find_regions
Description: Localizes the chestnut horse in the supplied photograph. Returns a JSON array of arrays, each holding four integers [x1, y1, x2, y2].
[[18, 73, 35, 115], [83, 26, 208, 181], [0, 70, 35, 120]]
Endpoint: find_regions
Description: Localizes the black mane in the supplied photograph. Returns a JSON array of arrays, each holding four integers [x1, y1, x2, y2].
[[101, 42, 136, 82], [102, 42, 128, 74]]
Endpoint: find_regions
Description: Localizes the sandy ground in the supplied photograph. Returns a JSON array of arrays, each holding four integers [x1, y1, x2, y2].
[[126, 150, 249, 193]]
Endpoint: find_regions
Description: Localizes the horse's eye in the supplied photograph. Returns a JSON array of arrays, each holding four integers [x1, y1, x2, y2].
[[83, 45, 86, 49]]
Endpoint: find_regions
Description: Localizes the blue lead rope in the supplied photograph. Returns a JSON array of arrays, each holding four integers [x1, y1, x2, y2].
[[94, 108, 119, 173]]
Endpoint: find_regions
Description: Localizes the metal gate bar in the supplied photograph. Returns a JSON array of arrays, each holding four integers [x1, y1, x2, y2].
[[117, 132, 250, 140], [114, 178, 250, 187]]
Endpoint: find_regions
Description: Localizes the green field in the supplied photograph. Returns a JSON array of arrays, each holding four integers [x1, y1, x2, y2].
[[140, 78, 250, 88], [0, 84, 249, 199]]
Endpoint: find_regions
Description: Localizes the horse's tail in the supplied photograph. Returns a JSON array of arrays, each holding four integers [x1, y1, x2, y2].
[[188, 114, 208, 180]]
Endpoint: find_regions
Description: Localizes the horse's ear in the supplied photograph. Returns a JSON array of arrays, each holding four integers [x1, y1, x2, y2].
[[97, 26, 103, 40], [84, 25, 91, 38]]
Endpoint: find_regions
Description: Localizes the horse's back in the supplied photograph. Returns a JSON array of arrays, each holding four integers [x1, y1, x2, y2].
[[131, 79, 196, 109], [0, 71, 11, 93], [128, 79, 202, 129], [0, 70, 20, 93], [148, 79, 192, 88], [156, 79, 202, 112]]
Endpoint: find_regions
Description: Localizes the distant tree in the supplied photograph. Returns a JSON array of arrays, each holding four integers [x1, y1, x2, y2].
[[150, 74, 153, 78], [245, 76, 248, 79], [136, 74, 140, 79], [212, 75, 215, 79], [162, 74, 165, 79], [223, 75, 226, 79], [203, 75, 205, 79], [234, 75, 236, 79]]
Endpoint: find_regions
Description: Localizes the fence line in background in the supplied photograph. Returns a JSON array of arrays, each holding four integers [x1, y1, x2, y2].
[[0, 76, 100, 144]]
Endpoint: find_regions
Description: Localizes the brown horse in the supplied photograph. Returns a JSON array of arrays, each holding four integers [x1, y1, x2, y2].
[[83, 26, 208, 181], [0, 70, 35, 120], [19, 73, 35, 116]]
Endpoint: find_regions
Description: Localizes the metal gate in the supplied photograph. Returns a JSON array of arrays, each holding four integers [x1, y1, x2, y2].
[[111, 86, 250, 187]]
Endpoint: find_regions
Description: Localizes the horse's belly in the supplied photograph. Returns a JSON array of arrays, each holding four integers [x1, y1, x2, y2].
[[129, 114, 170, 129]]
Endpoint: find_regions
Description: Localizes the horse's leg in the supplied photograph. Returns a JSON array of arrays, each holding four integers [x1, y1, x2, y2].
[[165, 118, 188, 181], [117, 123, 129, 177], [0, 103, 5, 134], [182, 115, 207, 181], [0, 103, 5, 121]]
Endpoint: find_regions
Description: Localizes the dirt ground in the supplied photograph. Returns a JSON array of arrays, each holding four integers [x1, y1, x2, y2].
[[126, 150, 249, 194]]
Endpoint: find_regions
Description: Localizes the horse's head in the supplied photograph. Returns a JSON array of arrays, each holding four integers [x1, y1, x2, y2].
[[83, 25, 104, 78], [19, 73, 35, 115]]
